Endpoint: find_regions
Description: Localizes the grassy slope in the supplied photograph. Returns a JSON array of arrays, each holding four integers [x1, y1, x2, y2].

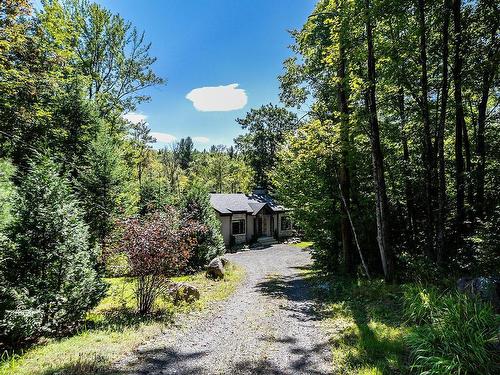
[[0, 264, 245, 375], [302, 269, 410, 375]]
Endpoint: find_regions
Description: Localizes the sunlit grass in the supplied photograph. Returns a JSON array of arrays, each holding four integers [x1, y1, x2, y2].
[[304, 271, 409, 374], [0, 264, 245, 375], [290, 241, 314, 249]]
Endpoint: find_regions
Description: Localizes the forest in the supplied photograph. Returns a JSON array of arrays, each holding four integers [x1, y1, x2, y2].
[[0, 0, 498, 374]]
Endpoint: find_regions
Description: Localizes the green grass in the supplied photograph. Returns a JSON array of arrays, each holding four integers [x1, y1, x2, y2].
[[290, 241, 314, 249], [0, 264, 245, 375], [303, 270, 409, 374]]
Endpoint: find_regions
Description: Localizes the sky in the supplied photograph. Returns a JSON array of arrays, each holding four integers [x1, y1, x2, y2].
[[95, 0, 316, 149]]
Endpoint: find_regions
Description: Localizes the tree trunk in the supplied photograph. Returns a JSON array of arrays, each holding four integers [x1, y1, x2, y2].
[[417, 0, 435, 258], [463, 120, 473, 217], [436, 0, 451, 263], [338, 35, 353, 274], [475, 68, 494, 218], [397, 88, 415, 241], [452, 0, 465, 232], [474, 2, 499, 219], [365, 0, 393, 281]]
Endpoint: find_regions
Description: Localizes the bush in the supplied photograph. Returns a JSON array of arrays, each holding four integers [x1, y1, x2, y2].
[[180, 185, 225, 270], [402, 284, 441, 325], [0, 156, 106, 346], [111, 207, 204, 315], [403, 285, 499, 374]]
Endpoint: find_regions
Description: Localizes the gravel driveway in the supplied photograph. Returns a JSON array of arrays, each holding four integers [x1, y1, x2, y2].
[[118, 244, 332, 375]]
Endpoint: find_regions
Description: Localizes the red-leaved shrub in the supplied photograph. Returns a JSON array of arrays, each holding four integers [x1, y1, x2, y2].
[[112, 207, 206, 314]]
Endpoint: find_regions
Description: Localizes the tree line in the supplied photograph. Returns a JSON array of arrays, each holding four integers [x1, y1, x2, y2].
[[231, 0, 499, 281]]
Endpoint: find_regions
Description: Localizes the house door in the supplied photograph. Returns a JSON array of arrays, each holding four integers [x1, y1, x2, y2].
[[256, 216, 263, 237]]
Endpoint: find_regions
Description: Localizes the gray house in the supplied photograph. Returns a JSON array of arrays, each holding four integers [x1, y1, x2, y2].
[[209, 190, 294, 247]]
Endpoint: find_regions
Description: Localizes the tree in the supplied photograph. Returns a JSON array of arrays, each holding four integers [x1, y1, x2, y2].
[[363, 0, 393, 281], [112, 207, 203, 315], [189, 148, 253, 194], [235, 104, 298, 189], [180, 185, 225, 270], [174, 137, 194, 170], [159, 145, 182, 195], [129, 120, 156, 190], [1, 156, 105, 343], [452, 0, 466, 232], [56, 0, 164, 119], [76, 127, 136, 245]]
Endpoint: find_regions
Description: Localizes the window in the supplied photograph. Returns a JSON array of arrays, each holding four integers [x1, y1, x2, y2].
[[281, 216, 292, 231], [232, 219, 246, 235]]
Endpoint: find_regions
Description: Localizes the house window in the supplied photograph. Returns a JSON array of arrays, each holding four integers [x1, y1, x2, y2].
[[281, 216, 292, 231], [232, 219, 246, 235]]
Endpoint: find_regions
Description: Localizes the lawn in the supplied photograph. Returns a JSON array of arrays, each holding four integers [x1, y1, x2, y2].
[[291, 241, 314, 249], [303, 269, 410, 374], [0, 264, 245, 375]]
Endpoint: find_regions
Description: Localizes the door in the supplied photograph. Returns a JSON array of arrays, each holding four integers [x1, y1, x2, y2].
[[256, 216, 263, 237]]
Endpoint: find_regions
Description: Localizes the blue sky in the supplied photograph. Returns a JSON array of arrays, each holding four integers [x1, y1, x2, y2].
[[96, 0, 316, 149]]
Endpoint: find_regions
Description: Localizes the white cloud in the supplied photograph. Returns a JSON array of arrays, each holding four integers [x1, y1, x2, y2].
[[192, 136, 210, 144], [122, 112, 148, 124], [151, 132, 176, 143], [186, 83, 247, 112]]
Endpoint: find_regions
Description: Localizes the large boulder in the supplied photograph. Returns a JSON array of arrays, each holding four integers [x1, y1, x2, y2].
[[206, 257, 225, 279], [167, 282, 200, 304], [457, 276, 500, 312], [219, 256, 230, 268]]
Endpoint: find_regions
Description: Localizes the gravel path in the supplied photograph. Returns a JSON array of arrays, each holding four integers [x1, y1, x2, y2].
[[118, 244, 332, 375]]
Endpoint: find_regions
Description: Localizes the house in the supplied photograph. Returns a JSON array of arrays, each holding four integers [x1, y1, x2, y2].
[[209, 189, 294, 247]]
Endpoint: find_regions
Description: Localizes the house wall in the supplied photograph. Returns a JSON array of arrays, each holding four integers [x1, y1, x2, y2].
[[231, 213, 247, 245], [277, 212, 294, 238], [246, 214, 254, 242], [217, 214, 231, 247], [215, 210, 293, 248]]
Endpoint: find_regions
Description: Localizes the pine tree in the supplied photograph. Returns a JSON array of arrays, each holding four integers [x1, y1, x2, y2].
[[1, 156, 106, 342]]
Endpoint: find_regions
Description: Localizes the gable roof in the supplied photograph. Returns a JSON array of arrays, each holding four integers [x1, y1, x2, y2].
[[209, 193, 287, 215]]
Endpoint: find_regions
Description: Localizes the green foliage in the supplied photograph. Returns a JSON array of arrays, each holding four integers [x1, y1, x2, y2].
[[180, 185, 225, 269], [76, 127, 137, 244], [403, 285, 499, 374], [273, 120, 344, 270], [188, 147, 253, 194], [59, 0, 165, 116], [235, 104, 298, 189], [0, 156, 106, 345], [402, 284, 441, 325], [174, 137, 194, 170], [0, 159, 16, 230]]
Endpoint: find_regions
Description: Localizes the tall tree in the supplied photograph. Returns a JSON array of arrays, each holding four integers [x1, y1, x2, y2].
[[472, 0, 499, 218], [60, 0, 164, 119], [2, 156, 105, 342], [235, 104, 298, 189], [174, 137, 194, 170], [417, 0, 436, 257], [436, 0, 451, 262], [364, 0, 393, 281], [452, 0, 466, 231]]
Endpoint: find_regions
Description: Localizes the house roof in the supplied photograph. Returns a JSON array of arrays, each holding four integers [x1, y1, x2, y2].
[[209, 193, 287, 215]]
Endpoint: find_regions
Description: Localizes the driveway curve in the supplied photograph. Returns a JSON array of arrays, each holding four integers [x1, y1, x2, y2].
[[119, 244, 332, 375]]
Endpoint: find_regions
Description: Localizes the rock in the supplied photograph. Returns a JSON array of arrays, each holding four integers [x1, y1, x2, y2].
[[206, 257, 225, 279], [167, 282, 200, 304], [457, 276, 500, 312], [219, 256, 230, 268]]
